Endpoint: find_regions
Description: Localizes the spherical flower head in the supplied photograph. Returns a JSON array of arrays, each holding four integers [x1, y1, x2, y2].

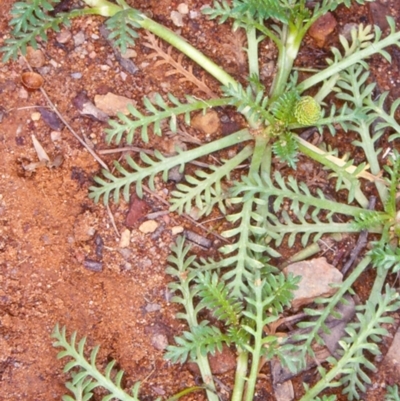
[[294, 96, 321, 125]]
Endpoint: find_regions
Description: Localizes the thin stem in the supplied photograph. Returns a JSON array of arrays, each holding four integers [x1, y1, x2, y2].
[[250, 133, 270, 175], [231, 349, 249, 401], [314, 73, 341, 103], [269, 22, 305, 99], [247, 26, 260, 81], [243, 19, 281, 49], [82, 0, 240, 89], [244, 274, 271, 401], [367, 266, 389, 311], [356, 120, 388, 202], [297, 30, 400, 93], [139, 16, 239, 88], [296, 136, 371, 208]]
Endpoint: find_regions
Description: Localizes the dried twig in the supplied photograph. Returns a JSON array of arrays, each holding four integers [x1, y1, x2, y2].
[[143, 32, 218, 99], [98, 145, 211, 168], [20, 56, 109, 171], [221, 29, 247, 75]]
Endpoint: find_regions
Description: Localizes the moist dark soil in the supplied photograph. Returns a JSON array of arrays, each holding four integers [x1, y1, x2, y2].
[[0, 1, 399, 400]]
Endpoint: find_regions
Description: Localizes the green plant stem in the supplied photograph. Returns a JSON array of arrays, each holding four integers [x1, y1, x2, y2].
[[314, 73, 341, 103], [243, 274, 275, 401], [82, 0, 121, 15], [250, 133, 270, 175], [296, 137, 370, 208], [280, 242, 321, 268], [367, 265, 389, 312], [356, 120, 388, 202], [166, 386, 209, 401], [82, 0, 240, 89], [247, 26, 260, 81], [269, 22, 305, 99], [231, 348, 249, 401], [140, 17, 239, 88], [297, 30, 400, 93]]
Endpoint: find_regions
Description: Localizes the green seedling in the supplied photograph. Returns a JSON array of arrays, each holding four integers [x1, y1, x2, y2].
[[4, 0, 400, 400]]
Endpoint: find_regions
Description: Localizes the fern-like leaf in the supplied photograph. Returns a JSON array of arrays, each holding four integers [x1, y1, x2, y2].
[[52, 325, 141, 401], [222, 83, 273, 125], [90, 130, 252, 204], [302, 285, 400, 400], [170, 145, 252, 216], [62, 371, 96, 401], [231, 0, 292, 24], [270, 90, 300, 124], [105, 9, 142, 54], [196, 271, 243, 326], [219, 193, 273, 297], [386, 385, 400, 401], [369, 243, 400, 273], [105, 94, 231, 144], [235, 172, 375, 247], [1, 0, 78, 62], [165, 323, 229, 364], [336, 287, 400, 400]]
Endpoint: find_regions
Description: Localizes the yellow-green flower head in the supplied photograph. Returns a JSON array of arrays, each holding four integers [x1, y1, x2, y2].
[[294, 96, 321, 125]]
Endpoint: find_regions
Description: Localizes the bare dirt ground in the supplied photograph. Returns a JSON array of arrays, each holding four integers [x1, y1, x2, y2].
[[0, 0, 399, 400]]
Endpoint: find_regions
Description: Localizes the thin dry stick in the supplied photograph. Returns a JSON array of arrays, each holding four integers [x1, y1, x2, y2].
[[21, 55, 109, 171], [106, 204, 120, 237], [39, 88, 109, 170], [99, 146, 210, 168], [143, 32, 218, 99]]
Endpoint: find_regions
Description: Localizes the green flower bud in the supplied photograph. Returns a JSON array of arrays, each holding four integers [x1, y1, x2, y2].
[[294, 96, 321, 125]]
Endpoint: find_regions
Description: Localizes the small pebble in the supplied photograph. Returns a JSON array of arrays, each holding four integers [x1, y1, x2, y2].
[[122, 49, 137, 58], [83, 259, 103, 272], [119, 229, 131, 248], [70, 72, 82, 79], [56, 30, 72, 44], [171, 226, 184, 235], [139, 220, 158, 234], [50, 131, 61, 142], [31, 112, 41, 121], [171, 11, 184, 27], [308, 12, 337, 47], [341, 23, 359, 41], [177, 3, 189, 14], [49, 59, 59, 68], [73, 31, 86, 47]]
